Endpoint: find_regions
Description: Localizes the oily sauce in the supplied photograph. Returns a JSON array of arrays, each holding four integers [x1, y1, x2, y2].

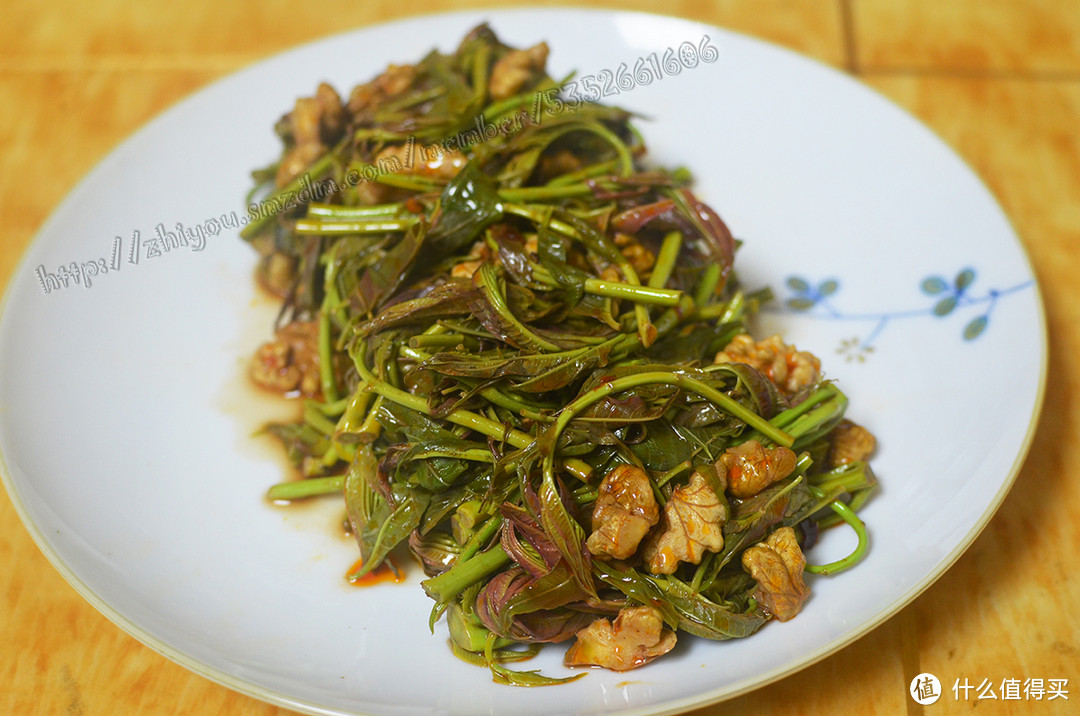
[[346, 556, 406, 587]]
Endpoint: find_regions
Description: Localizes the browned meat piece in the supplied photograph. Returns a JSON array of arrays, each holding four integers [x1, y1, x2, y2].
[[537, 149, 583, 179], [715, 334, 821, 395], [450, 241, 493, 280], [717, 439, 797, 499], [275, 143, 325, 189], [249, 321, 321, 397], [741, 526, 811, 622], [642, 470, 726, 574], [275, 82, 346, 187], [828, 419, 876, 467], [489, 43, 549, 100], [586, 465, 660, 560], [564, 606, 676, 671], [314, 82, 346, 138], [255, 251, 297, 298], [613, 233, 656, 276], [291, 83, 345, 146], [347, 64, 418, 115]]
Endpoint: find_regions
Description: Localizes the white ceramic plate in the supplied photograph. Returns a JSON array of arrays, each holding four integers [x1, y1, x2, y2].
[[0, 9, 1045, 715]]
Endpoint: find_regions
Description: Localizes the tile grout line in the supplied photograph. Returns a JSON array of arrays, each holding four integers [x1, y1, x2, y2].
[[839, 0, 860, 75], [901, 608, 925, 716], [835, 2, 1080, 84]]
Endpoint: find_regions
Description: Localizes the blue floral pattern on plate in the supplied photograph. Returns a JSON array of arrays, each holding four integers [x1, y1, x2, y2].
[[779, 268, 1034, 361]]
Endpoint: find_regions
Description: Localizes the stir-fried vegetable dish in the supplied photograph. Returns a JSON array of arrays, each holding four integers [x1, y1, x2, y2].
[[241, 25, 877, 684]]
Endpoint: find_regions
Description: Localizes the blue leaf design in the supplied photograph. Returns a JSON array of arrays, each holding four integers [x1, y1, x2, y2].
[[776, 265, 1032, 352], [817, 279, 839, 297], [955, 268, 976, 291], [921, 277, 948, 295], [933, 296, 958, 316], [787, 276, 810, 293], [963, 316, 988, 340], [786, 297, 816, 311]]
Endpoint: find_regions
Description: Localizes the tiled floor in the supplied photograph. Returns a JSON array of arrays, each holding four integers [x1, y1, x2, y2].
[[853, 0, 1080, 75]]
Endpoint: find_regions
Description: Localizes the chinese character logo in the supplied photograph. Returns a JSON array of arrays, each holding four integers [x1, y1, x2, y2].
[[911, 673, 942, 705]]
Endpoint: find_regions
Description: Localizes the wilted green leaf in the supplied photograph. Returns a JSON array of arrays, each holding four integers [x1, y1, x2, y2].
[[656, 577, 767, 640], [351, 221, 426, 316], [538, 477, 596, 598], [344, 445, 390, 575], [428, 161, 504, 257]]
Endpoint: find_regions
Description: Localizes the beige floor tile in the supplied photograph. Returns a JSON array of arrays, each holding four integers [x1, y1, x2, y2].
[[688, 614, 910, 715], [853, 0, 1080, 74], [0, 0, 845, 68]]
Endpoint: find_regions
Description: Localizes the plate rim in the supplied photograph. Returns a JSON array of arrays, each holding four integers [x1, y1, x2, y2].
[[0, 6, 1049, 715]]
